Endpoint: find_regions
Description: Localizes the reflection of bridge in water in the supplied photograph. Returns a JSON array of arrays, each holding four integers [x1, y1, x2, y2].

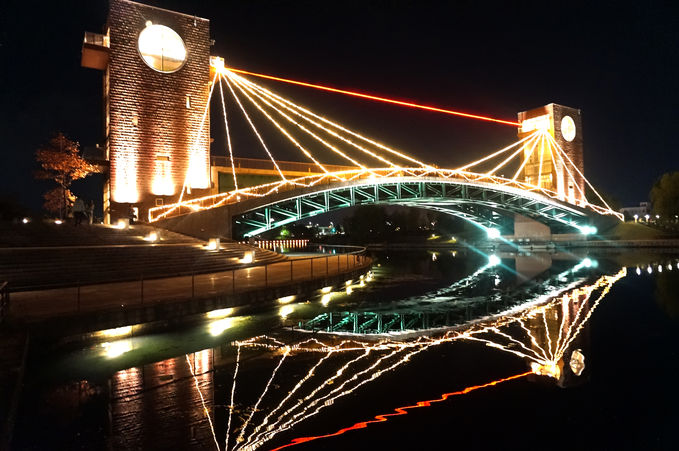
[[299, 253, 598, 334], [179, 262, 626, 450]]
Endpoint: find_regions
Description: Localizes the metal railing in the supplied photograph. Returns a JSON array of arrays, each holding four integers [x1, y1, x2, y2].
[[211, 156, 358, 174], [0, 281, 8, 324], [12, 253, 372, 320], [83, 32, 109, 48]]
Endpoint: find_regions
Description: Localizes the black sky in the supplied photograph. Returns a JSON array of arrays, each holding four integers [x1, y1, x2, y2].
[[1, 0, 678, 212]]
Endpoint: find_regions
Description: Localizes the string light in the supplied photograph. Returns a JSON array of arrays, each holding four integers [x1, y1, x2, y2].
[[225, 67, 521, 126], [227, 267, 626, 450], [271, 371, 533, 450], [228, 73, 405, 168], [229, 74, 370, 170], [218, 75, 239, 190], [228, 71, 431, 168], [225, 73, 331, 176]]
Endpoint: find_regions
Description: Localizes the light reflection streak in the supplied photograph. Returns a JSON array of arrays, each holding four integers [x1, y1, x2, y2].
[[271, 371, 534, 450], [220, 267, 626, 450], [185, 353, 220, 451]]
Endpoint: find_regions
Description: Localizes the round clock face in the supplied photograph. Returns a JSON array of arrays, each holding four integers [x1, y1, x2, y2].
[[138, 23, 187, 73], [561, 115, 576, 142]]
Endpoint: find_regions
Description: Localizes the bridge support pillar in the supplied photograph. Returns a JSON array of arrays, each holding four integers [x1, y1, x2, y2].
[[513, 214, 551, 240]]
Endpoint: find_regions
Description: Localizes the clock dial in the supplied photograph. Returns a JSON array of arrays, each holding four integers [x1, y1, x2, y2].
[[561, 115, 576, 142], [138, 23, 187, 73]]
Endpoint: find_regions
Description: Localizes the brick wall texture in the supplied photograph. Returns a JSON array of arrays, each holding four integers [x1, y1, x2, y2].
[[106, 0, 211, 218]]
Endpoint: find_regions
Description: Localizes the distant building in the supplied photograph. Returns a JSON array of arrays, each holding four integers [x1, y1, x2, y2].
[[619, 202, 650, 220]]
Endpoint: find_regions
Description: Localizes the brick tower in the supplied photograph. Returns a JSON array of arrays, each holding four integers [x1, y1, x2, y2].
[[516, 103, 585, 206], [82, 0, 211, 223]]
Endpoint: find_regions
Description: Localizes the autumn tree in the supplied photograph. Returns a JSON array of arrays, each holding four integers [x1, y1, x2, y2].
[[650, 171, 679, 220], [35, 133, 95, 218]]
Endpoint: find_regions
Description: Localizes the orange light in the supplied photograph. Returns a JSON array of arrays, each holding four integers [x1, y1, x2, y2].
[[226, 67, 521, 126], [271, 371, 532, 450]]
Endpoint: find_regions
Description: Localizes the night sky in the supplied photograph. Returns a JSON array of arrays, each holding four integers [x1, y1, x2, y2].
[[1, 0, 678, 213]]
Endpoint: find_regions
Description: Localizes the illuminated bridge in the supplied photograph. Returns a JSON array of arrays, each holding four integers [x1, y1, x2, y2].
[[83, 3, 621, 239], [144, 62, 620, 239]]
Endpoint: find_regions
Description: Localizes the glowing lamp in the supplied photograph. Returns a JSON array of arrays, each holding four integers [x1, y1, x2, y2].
[[144, 231, 159, 242], [321, 286, 333, 294], [116, 218, 130, 230], [21, 217, 29, 224], [239, 251, 254, 264], [487, 228, 501, 239], [206, 307, 234, 319], [488, 254, 501, 267], [206, 238, 220, 251], [54, 219, 63, 225], [277, 295, 295, 304]]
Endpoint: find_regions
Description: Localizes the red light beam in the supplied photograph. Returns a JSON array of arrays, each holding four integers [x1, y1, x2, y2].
[[270, 370, 533, 450], [226, 67, 521, 127]]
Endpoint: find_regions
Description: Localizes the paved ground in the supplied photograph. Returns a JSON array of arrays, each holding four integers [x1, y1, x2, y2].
[[9, 253, 369, 321]]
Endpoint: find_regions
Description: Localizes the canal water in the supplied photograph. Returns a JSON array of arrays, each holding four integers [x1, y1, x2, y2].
[[12, 248, 679, 450]]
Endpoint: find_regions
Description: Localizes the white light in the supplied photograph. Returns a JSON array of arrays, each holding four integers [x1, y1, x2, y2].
[[21, 217, 29, 224], [54, 219, 63, 225], [636, 267, 641, 275], [279, 305, 294, 318], [144, 231, 158, 242], [277, 295, 295, 304], [115, 218, 129, 230], [206, 307, 234, 319], [488, 255, 501, 267], [209, 318, 234, 336], [239, 251, 254, 264], [658, 265, 662, 273], [582, 258, 592, 268], [206, 238, 220, 251], [346, 286, 353, 295], [647, 266, 653, 274], [487, 228, 501, 239], [668, 264, 673, 271], [321, 286, 333, 293], [101, 340, 132, 358], [345, 280, 353, 286], [97, 326, 133, 338], [320, 293, 332, 306]]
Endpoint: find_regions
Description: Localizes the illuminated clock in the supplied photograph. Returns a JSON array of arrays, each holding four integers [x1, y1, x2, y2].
[[561, 115, 576, 142], [138, 21, 187, 73]]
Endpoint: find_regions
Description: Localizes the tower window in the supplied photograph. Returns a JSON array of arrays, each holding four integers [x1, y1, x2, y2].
[[186, 95, 191, 109]]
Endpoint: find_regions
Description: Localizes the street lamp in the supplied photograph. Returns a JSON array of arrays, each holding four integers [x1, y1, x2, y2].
[[645, 214, 650, 222], [633, 214, 638, 223]]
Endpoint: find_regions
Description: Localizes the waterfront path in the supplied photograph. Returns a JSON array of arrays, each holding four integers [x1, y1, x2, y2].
[[9, 253, 370, 321]]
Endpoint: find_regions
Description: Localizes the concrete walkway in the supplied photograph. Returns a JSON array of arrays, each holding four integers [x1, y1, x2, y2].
[[9, 253, 370, 322]]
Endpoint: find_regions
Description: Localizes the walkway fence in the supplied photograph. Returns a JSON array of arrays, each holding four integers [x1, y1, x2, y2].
[[10, 252, 372, 320], [0, 281, 8, 324]]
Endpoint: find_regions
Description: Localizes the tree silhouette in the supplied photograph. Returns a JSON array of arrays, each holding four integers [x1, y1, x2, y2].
[[650, 172, 679, 220], [35, 132, 95, 218]]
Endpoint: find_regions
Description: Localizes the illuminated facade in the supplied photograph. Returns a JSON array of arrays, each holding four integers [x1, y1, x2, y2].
[[82, 0, 211, 223], [517, 104, 585, 205]]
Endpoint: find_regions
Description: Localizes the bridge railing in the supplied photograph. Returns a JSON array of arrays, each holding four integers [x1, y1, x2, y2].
[[149, 167, 624, 222], [10, 253, 372, 321]]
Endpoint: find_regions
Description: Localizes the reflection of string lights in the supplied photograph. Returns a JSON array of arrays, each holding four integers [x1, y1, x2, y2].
[[220, 268, 626, 450], [271, 371, 533, 450]]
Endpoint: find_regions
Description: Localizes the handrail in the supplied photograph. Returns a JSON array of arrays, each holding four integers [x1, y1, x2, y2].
[[11, 252, 373, 319]]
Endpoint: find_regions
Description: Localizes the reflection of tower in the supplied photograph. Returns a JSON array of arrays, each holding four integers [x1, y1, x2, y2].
[[517, 104, 585, 205], [525, 290, 591, 388], [82, 0, 212, 223]]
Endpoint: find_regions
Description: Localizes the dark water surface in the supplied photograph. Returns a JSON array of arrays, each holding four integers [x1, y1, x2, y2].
[[13, 249, 679, 450]]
